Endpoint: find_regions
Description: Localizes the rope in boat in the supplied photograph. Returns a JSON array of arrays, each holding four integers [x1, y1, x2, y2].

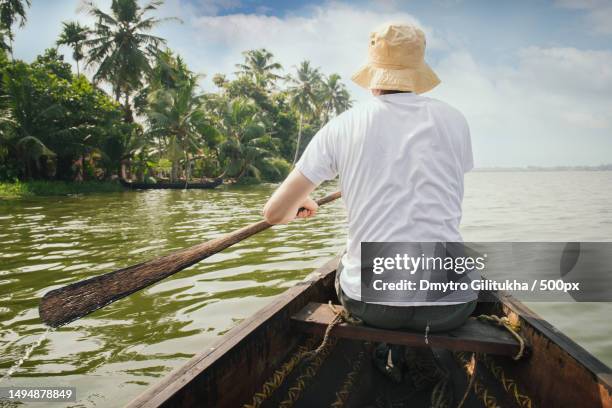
[[430, 372, 451, 408], [480, 354, 534, 408], [244, 302, 354, 408], [454, 314, 531, 408], [328, 301, 363, 325], [330, 347, 368, 408], [278, 337, 338, 407], [246, 310, 530, 408], [456, 352, 478, 408], [477, 314, 525, 360], [278, 328, 340, 407], [243, 337, 317, 408], [455, 351, 500, 408]]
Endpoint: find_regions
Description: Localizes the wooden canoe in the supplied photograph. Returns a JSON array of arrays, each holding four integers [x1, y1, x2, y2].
[[128, 256, 612, 408], [120, 178, 223, 190]]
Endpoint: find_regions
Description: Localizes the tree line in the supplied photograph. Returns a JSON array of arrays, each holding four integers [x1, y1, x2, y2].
[[0, 0, 352, 184]]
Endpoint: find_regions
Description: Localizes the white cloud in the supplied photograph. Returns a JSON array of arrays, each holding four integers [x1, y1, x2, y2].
[[430, 45, 612, 166], [555, 0, 612, 35], [177, 2, 445, 96]]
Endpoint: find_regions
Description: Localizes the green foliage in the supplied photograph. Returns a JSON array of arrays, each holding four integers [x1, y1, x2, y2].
[[0, 0, 30, 56], [144, 52, 215, 182], [259, 157, 291, 182], [0, 48, 129, 180], [287, 61, 323, 164], [0, 0, 352, 187], [0, 27, 9, 53], [0, 180, 122, 198], [319, 73, 352, 122]]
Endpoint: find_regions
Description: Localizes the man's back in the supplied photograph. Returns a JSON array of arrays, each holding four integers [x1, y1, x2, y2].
[[296, 92, 473, 301]]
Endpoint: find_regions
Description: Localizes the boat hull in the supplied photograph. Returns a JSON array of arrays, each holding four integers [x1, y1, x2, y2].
[[128, 256, 612, 408]]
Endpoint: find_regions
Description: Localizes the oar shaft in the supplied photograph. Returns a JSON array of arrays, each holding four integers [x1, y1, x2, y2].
[[39, 191, 341, 328]]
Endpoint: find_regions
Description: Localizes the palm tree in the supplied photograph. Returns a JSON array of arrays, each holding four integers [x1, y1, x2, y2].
[[0, 28, 9, 53], [235, 48, 282, 90], [0, 0, 30, 58], [57, 21, 89, 76], [287, 60, 322, 165], [319, 73, 352, 122], [217, 98, 276, 181], [82, 0, 176, 123], [136, 49, 190, 112], [146, 71, 209, 183], [151, 50, 190, 89]]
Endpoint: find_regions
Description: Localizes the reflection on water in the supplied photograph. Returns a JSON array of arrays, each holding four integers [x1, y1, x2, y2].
[[0, 171, 611, 407]]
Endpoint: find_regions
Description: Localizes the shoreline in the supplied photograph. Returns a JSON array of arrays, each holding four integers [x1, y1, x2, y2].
[[0, 180, 124, 198], [3, 168, 612, 198]]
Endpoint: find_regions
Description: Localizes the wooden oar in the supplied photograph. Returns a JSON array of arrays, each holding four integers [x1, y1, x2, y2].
[[39, 191, 342, 328]]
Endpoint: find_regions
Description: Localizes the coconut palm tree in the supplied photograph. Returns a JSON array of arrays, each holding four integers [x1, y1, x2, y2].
[[134, 49, 190, 115], [0, 0, 30, 58], [217, 98, 276, 181], [146, 71, 210, 183], [82, 0, 176, 123], [287, 60, 322, 165], [319, 73, 352, 122], [235, 48, 283, 90], [57, 21, 89, 76]]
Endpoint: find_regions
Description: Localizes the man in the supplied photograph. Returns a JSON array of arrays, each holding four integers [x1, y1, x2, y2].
[[263, 23, 476, 332]]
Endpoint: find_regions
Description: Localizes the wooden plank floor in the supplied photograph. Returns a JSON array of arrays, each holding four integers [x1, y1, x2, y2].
[[291, 302, 523, 357]]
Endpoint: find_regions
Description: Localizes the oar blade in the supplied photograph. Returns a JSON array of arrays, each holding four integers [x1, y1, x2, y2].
[[39, 220, 272, 327]]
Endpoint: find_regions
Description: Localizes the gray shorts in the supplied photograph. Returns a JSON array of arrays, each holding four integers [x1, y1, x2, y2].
[[335, 259, 476, 332]]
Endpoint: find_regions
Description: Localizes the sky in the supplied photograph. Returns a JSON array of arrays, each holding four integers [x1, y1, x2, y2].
[[12, 0, 612, 167]]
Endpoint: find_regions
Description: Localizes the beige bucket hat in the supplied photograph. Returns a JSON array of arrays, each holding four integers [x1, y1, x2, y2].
[[351, 23, 440, 94]]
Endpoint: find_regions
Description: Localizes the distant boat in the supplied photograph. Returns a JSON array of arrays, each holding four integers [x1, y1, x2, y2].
[[119, 178, 222, 190]]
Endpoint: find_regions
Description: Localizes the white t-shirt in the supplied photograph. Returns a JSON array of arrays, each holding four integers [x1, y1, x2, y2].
[[296, 92, 475, 305]]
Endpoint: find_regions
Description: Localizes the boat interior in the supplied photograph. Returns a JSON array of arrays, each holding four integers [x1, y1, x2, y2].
[[128, 257, 612, 408]]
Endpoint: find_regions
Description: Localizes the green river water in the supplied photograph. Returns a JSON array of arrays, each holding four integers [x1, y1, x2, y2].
[[1, 171, 611, 407]]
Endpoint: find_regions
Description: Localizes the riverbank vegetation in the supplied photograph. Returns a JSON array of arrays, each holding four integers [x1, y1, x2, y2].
[[0, 0, 352, 191], [0, 180, 123, 198]]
